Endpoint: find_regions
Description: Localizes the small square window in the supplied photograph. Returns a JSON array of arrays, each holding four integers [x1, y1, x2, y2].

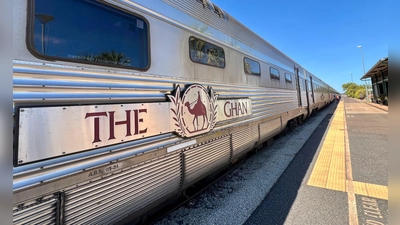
[[270, 67, 280, 80], [189, 37, 225, 68], [244, 57, 261, 75], [285, 73, 292, 83]]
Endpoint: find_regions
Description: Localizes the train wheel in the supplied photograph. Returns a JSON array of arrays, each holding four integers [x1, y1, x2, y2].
[[288, 119, 296, 131], [297, 116, 303, 125]]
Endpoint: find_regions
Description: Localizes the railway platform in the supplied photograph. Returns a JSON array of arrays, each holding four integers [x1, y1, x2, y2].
[[245, 96, 388, 225]]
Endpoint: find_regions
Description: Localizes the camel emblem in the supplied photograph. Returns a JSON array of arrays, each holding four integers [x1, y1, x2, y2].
[[168, 84, 218, 137], [184, 91, 208, 131]]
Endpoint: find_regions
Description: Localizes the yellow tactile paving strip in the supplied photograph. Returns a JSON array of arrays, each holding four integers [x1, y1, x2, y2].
[[307, 102, 346, 192], [350, 181, 388, 200], [307, 102, 388, 200]]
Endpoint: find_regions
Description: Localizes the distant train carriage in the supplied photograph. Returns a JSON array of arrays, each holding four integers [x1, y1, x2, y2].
[[13, 0, 338, 224]]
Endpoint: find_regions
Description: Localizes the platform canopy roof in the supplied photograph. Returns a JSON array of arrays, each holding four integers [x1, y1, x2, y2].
[[361, 57, 388, 80]]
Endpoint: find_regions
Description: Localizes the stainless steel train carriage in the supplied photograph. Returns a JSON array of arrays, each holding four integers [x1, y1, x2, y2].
[[12, 0, 338, 224]]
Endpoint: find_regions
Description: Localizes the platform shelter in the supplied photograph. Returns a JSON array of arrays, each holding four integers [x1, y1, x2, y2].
[[360, 57, 388, 105]]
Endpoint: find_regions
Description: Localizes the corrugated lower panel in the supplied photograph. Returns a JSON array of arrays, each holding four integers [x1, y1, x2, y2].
[[183, 135, 231, 188], [63, 151, 182, 224], [232, 126, 258, 156], [259, 117, 282, 140], [301, 92, 308, 107], [13, 194, 57, 225]]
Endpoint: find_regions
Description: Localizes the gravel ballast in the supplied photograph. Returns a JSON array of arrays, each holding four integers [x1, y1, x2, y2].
[[156, 105, 333, 225]]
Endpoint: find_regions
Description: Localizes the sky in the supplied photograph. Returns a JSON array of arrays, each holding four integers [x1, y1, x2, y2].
[[211, 0, 390, 92]]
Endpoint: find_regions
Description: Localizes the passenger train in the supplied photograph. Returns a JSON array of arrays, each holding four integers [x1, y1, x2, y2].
[[13, 0, 339, 224]]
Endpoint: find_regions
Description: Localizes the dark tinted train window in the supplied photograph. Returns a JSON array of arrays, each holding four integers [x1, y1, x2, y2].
[[244, 58, 261, 75], [31, 0, 149, 70], [270, 67, 280, 80], [189, 37, 225, 68], [285, 73, 292, 82]]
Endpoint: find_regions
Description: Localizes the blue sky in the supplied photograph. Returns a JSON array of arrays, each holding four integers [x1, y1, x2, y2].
[[211, 0, 389, 92]]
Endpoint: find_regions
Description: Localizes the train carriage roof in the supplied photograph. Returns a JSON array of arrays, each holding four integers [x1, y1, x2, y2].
[[163, 0, 338, 92], [164, 0, 298, 68]]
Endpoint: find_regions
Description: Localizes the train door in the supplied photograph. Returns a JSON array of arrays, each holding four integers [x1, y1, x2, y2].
[[295, 68, 301, 107], [309, 76, 315, 104], [305, 80, 311, 116]]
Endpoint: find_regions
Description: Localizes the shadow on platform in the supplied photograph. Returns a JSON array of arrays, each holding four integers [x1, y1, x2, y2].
[[244, 105, 335, 225]]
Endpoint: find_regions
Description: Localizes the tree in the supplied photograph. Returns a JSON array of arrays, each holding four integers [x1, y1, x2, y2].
[[342, 82, 366, 99], [95, 51, 131, 65], [355, 89, 365, 99], [80, 51, 131, 65]]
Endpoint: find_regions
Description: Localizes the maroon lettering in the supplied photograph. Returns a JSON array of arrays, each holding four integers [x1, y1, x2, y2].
[[133, 109, 148, 134], [138, 109, 148, 134], [224, 101, 249, 118], [108, 110, 132, 140], [224, 101, 231, 117], [231, 102, 238, 116], [242, 102, 248, 114], [133, 110, 139, 134], [85, 107, 149, 144], [85, 112, 108, 143]]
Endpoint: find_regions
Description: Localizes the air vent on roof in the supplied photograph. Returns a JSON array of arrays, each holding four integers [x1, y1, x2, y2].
[[196, 0, 214, 10], [195, 0, 228, 20], [212, 4, 227, 19]]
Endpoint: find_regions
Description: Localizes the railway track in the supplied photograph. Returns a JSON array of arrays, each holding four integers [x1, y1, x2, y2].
[[122, 123, 301, 224], [132, 106, 332, 225], [151, 159, 247, 225]]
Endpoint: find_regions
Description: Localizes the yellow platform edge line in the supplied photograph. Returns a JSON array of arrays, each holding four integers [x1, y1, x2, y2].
[[308, 102, 346, 191], [307, 102, 388, 200], [352, 181, 388, 200]]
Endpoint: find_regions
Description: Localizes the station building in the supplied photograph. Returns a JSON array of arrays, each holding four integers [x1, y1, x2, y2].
[[360, 57, 388, 105]]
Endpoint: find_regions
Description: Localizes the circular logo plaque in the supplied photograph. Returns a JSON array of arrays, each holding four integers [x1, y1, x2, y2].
[[168, 84, 218, 137]]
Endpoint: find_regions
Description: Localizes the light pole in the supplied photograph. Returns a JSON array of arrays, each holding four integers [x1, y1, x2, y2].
[[350, 72, 353, 83], [357, 45, 368, 101], [35, 14, 54, 54]]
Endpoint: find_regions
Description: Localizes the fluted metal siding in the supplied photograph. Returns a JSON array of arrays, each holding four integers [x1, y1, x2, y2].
[[259, 117, 281, 140], [251, 91, 298, 116], [13, 63, 173, 104], [13, 62, 299, 133], [301, 91, 308, 108], [231, 126, 258, 156], [63, 151, 181, 224], [13, 195, 57, 225], [13, 63, 300, 189], [13, 63, 300, 223], [183, 135, 231, 188], [13, 63, 300, 190]]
